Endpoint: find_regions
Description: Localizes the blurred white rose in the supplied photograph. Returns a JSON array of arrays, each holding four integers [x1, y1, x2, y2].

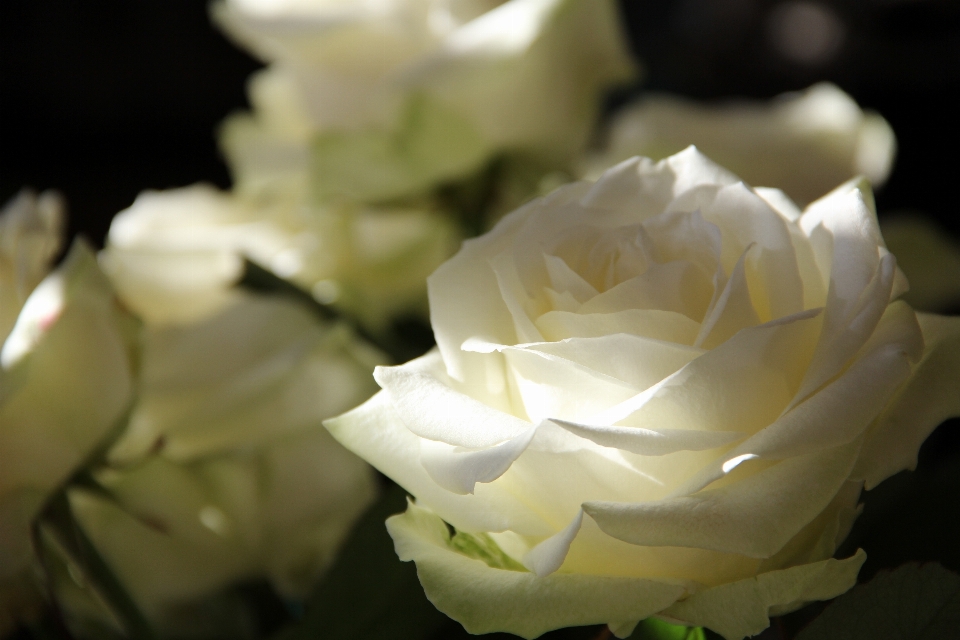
[[69, 294, 381, 624], [585, 84, 896, 206], [327, 148, 960, 639], [0, 190, 63, 343], [1, 191, 134, 582], [214, 0, 637, 202], [101, 184, 459, 330]]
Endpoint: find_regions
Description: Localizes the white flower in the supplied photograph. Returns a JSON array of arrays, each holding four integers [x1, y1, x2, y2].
[[100, 184, 459, 329], [327, 148, 960, 639], [1, 192, 134, 581], [0, 190, 63, 343], [69, 294, 381, 622], [585, 84, 896, 206], [214, 0, 637, 202]]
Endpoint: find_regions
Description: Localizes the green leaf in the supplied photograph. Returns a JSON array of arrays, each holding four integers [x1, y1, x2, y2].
[[796, 563, 960, 640], [628, 618, 706, 640], [270, 483, 449, 640]]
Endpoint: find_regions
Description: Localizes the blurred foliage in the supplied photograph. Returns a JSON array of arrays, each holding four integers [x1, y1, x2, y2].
[[795, 563, 960, 640]]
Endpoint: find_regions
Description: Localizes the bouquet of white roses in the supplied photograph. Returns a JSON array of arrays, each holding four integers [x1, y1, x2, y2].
[[2, 2, 960, 640]]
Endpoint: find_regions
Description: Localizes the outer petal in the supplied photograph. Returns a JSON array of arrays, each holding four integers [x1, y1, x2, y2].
[[100, 185, 249, 325], [419, 427, 539, 495], [589, 83, 894, 205], [325, 391, 552, 536], [375, 350, 532, 448], [672, 301, 923, 498], [583, 441, 861, 559], [0, 243, 132, 570], [661, 550, 866, 640], [0, 190, 63, 344], [107, 295, 382, 463], [387, 500, 686, 639], [613, 309, 821, 434], [580, 150, 738, 222], [413, 0, 637, 161], [855, 312, 960, 489], [429, 190, 550, 382], [794, 179, 903, 406]]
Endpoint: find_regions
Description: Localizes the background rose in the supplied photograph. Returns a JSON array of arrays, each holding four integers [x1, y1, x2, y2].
[[0, 190, 63, 341], [101, 184, 459, 330], [327, 148, 960, 639], [214, 0, 637, 203], [584, 84, 896, 207], [66, 294, 381, 629], [1, 191, 135, 588]]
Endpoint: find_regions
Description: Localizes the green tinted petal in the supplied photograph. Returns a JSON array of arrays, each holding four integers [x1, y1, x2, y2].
[[661, 550, 866, 640], [312, 94, 489, 203], [386, 500, 686, 639]]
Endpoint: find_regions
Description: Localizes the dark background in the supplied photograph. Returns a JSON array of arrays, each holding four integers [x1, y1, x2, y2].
[[2, 1, 960, 636], [2, 0, 960, 246]]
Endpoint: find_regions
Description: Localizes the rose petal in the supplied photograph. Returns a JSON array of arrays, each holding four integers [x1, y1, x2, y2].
[[855, 312, 960, 489], [671, 301, 922, 499], [419, 426, 539, 495], [325, 391, 552, 536], [502, 346, 638, 422], [507, 333, 702, 391], [543, 253, 598, 304], [582, 441, 861, 558], [490, 249, 545, 344], [536, 309, 701, 344], [550, 419, 745, 456], [660, 550, 866, 640], [386, 499, 687, 639], [522, 509, 584, 576], [375, 350, 532, 448], [695, 246, 762, 349], [579, 260, 713, 320], [673, 330, 917, 499], [795, 181, 897, 405], [614, 309, 821, 434], [428, 193, 540, 382], [703, 183, 805, 321], [0, 243, 132, 505]]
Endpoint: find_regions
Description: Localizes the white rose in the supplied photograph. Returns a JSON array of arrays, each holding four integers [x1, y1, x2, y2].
[[0, 191, 63, 342], [327, 148, 960, 639], [68, 294, 380, 623], [100, 184, 459, 329], [214, 0, 636, 202], [585, 84, 896, 206], [1, 192, 134, 580]]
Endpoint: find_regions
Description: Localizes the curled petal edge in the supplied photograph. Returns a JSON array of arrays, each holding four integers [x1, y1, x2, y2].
[[387, 499, 686, 639], [387, 500, 866, 640], [661, 549, 866, 640]]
